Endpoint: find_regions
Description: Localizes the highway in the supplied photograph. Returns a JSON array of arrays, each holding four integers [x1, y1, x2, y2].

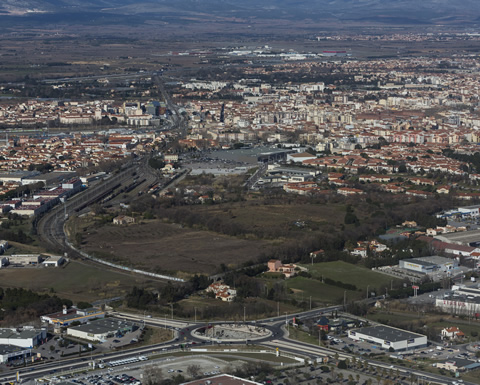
[[0, 306, 471, 385]]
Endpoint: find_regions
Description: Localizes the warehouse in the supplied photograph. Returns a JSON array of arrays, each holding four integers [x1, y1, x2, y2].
[[435, 229, 480, 247], [0, 345, 32, 364], [436, 293, 480, 316], [41, 306, 105, 327], [348, 325, 427, 351], [67, 318, 137, 342], [0, 328, 46, 348], [399, 256, 458, 274]]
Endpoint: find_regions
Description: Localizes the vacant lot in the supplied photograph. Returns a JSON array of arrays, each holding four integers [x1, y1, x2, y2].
[[193, 201, 345, 234], [0, 261, 156, 303], [81, 221, 272, 276]]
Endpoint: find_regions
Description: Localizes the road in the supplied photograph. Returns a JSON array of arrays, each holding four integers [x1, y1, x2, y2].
[[1, 306, 468, 385]]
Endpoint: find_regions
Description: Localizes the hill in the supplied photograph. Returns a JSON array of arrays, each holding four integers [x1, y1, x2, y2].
[[1, 0, 480, 26]]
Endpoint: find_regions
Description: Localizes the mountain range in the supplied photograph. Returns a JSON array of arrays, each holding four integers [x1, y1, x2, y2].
[[1, 0, 480, 26]]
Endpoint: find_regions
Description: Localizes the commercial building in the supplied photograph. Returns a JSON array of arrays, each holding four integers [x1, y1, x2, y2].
[[41, 307, 105, 327], [0, 345, 32, 364], [66, 318, 137, 342], [434, 229, 480, 248], [435, 293, 480, 316], [181, 374, 262, 385], [399, 256, 458, 274], [0, 328, 46, 349], [348, 325, 427, 351]]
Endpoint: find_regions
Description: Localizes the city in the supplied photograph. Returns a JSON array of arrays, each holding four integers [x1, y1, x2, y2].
[[1, 1, 480, 385]]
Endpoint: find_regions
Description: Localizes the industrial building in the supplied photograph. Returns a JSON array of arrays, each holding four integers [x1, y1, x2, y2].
[[41, 306, 105, 327], [0, 345, 32, 364], [399, 256, 458, 274], [0, 328, 46, 349], [434, 229, 480, 248], [66, 318, 137, 342], [436, 292, 480, 316], [348, 325, 427, 351]]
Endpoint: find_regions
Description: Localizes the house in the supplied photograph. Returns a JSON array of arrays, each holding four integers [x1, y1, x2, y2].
[[206, 282, 237, 302], [267, 259, 297, 278], [351, 247, 367, 258], [112, 215, 135, 225], [441, 326, 465, 340]]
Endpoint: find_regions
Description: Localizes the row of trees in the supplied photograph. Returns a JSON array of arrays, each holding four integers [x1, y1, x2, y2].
[[0, 288, 73, 326]]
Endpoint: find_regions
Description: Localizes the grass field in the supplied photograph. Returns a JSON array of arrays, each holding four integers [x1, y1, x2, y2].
[[0, 260, 157, 303], [286, 276, 353, 305], [80, 220, 273, 276], [194, 202, 345, 233], [301, 261, 401, 292], [284, 261, 402, 306]]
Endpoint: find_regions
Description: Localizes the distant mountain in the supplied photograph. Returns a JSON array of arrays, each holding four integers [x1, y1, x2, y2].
[[1, 0, 480, 25]]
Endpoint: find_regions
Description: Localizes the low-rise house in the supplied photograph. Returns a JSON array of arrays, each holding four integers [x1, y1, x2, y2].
[[267, 259, 297, 278], [206, 282, 237, 302], [441, 326, 465, 340], [113, 215, 135, 225]]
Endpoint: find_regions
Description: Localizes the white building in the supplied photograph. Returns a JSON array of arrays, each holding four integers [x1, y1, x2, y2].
[[348, 325, 427, 351], [67, 318, 137, 342], [0, 345, 32, 364], [435, 293, 480, 316], [0, 328, 47, 349], [399, 256, 458, 274]]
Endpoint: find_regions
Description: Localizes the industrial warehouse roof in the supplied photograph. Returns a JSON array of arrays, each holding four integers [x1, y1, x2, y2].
[[351, 325, 425, 342], [0, 328, 43, 340], [434, 229, 480, 246], [69, 318, 136, 335], [402, 255, 455, 266], [0, 344, 30, 355]]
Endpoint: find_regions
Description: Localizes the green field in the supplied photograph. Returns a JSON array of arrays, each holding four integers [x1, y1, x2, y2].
[[300, 261, 401, 292], [284, 261, 403, 306], [286, 276, 353, 305]]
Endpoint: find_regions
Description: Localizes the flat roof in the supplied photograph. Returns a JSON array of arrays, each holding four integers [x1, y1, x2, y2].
[[352, 325, 425, 342], [434, 229, 480, 245], [403, 256, 456, 266], [0, 328, 43, 340], [181, 374, 262, 385], [69, 318, 135, 335], [0, 344, 30, 355], [401, 258, 437, 267]]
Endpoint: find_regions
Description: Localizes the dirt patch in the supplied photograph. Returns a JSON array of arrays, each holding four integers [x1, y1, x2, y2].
[[81, 221, 272, 276]]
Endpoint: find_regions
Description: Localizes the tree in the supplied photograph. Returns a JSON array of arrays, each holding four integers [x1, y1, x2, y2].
[[143, 365, 163, 385], [187, 364, 201, 378]]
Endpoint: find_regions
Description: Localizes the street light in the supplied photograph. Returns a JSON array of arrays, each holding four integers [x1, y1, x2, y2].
[[170, 303, 173, 320], [244, 306, 246, 324], [194, 307, 197, 323], [366, 285, 370, 300]]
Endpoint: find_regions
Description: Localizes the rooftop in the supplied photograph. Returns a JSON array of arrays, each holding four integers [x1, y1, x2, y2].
[[352, 325, 425, 342]]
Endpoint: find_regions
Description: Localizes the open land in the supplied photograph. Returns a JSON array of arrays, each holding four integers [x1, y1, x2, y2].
[[80, 220, 273, 276], [0, 260, 157, 302]]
